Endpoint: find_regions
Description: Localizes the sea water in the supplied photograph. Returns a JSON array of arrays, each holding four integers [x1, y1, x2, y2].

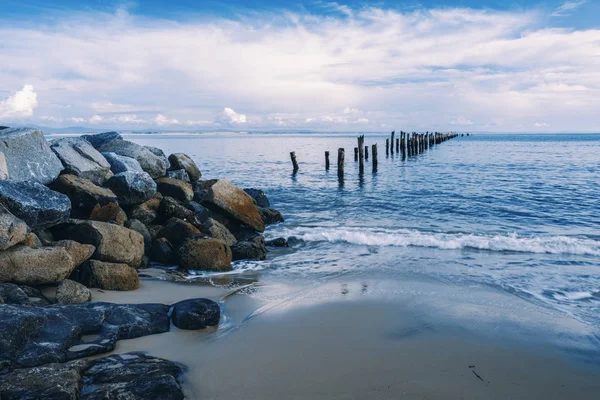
[[127, 132, 600, 328]]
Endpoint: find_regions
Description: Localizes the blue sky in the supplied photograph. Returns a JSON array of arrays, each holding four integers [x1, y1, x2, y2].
[[0, 0, 598, 132]]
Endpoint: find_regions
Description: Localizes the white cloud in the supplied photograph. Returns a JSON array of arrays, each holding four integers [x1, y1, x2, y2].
[[89, 115, 104, 124], [534, 122, 550, 127], [0, 85, 38, 119], [357, 118, 369, 123], [552, 1, 586, 17], [154, 114, 180, 126], [451, 116, 474, 125], [219, 108, 247, 124]]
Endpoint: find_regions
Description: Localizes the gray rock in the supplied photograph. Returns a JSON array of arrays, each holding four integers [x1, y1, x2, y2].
[[171, 298, 220, 330], [94, 139, 169, 178], [71, 260, 139, 291], [157, 196, 201, 226], [81, 131, 122, 149], [157, 218, 201, 248], [166, 168, 190, 182], [102, 151, 144, 174], [0, 211, 28, 250], [50, 137, 112, 185], [129, 193, 162, 225], [105, 171, 157, 205], [265, 237, 289, 247], [56, 279, 92, 304], [0, 180, 71, 230], [201, 217, 237, 246], [259, 207, 285, 225], [22, 232, 42, 247], [231, 236, 267, 261], [168, 153, 201, 181], [0, 127, 64, 184], [0, 283, 51, 306], [49, 174, 119, 220], [244, 188, 271, 208], [178, 235, 232, 271], [0, 302, 170, 369], [156, 177, 194, 202], [0, 152, 9, 180], [149, 237, 175, 265], [125, 219, 152, 252]]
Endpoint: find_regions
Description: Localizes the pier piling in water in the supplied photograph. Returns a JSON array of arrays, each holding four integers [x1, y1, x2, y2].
[[364, 145, 369, 160], [372, 144, 378, 172], [325, 151, 330, 170], [337, 148, 345, 179], [386, 139, 389, 156], [390, 131, 395, 155], [290, 151, 299, 172], [358, 135, 365, 175], [354, 147, 358, 162]]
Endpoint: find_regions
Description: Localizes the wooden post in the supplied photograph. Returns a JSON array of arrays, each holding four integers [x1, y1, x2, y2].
[[386, 139, 389, 155], [396, 138, 399, 153], [325, 151, 330, 170], [290, 151, 299, 172], [364, 145, 369, 160], [337, 148, 345, 179], [372, 144, 377, 172], [354, 147, 358, 162], [390, 131, 395, 155], [358, 135, 365, 175]]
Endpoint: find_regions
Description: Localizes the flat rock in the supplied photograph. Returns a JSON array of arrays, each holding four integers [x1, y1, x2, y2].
[[50, 174, 119, 220], [93, 139, 169, 179], [102, 151, 144, 173], [244, 188, 271, 208], [171, 298, 220, 330], [55, 221, 144, 268], [50, 137, 112, 185], [0, 211, 28, 250], [0, 302, 170, 369], [71, 260, 139, 291], [105, 171, 157, 205], [201, 179, 265, 232], [156, 177, 193, 202], [0, 127, 64, 184], [0, 245, 80, 285], [178, 235, 232, 271], [168, 153, 201, 181], [56, 279, 92, 304], [0, 180, 71, 230]]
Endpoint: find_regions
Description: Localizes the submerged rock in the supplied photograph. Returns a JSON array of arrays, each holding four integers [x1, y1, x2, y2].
[[156, 177, 194, 202], [0, 211, 28, 251], [0, 127, 64, 184], [50, 174, 119, 220], [0, 180, 71, 230], [71, 260, 139, 291], [177, 236, 232, 271], [259, 207, 285, 225], [105, 171, 157, 205], [168, 153, 201, 181], [231, 236, 267, 261], [50, 137, 112, 185], [171, 298, 220, 330], [56, 279, 92, 304], [265, 237, 289, 247], [201, 179, 265, 232]]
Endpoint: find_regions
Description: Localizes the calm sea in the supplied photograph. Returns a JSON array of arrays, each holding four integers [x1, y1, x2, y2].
[[127, 132, 600, 327]]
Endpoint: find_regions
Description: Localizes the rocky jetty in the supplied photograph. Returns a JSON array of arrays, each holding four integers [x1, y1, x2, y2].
[[0, 127, 285, 398]]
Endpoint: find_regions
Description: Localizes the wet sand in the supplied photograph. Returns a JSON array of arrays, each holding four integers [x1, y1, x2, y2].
[[92, 269, 600, 399]]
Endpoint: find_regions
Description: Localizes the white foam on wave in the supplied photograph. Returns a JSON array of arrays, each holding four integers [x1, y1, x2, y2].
[[275, 227, 600, 256]]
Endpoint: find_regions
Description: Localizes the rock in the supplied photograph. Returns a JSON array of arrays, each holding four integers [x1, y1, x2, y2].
[[260, 207, 285, 225], [185, 200, 210, 219], [157, 218, 200, 248], [129, 193, 162, 225], [231, 236, 267, 261], [0, 283, 31, 305], [166, 168, 190, 182], [0, 302, 170, 368], [168, 153, 201, 182], [53, 240, 95, 267], [201, 179, 265, 232], [93, 139, 169, 178], [0, 127, 64, 184], [105, 171, 157, 205], [0, 211, 28, 250], [266, 237, 289, 247], [192, 179, 218, 202], [125, 219, 152, 252], [171, 298, 220, 330], [244, 188, 271, 208], [22, 232, 42, 247], [156, 177, 193, 202], [49, 174, 119, 220], [55, 221, 144, 268], [0, 152, 9, 179], [71, 260, 139, 291], [0, 180, 71, 230], [157, 196, 201, 225], [201, 217, 237, 246], [177, 236, 232, 271], [56, 279, 92, 304], [81, 131, 122, 149], [50, 137, 112, 184], [0, 245, 83, 285], [89, 203, 125, 225], [149, 237, 175, 265], [101, 151, 144, 173]]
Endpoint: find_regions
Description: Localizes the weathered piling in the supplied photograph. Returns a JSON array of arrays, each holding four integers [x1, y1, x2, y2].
[[372, 144, 378, 172], [396, 138, 399, 153], [386, 139, 389, 156], [290, 151, 299, 172], [325, 151, 330, 170], [337, 148, 345, 179], [358, 135, 365, 175], [364, 145, 369, 160], [354, 147, 358, 162], [390, 131, 395, 155]]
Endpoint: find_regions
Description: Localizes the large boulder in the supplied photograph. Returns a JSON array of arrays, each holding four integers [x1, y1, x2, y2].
[[129, 193, 162, 225], [92, 138, 169, 178], [157, 196, 201, 226], [0, 180, 71, 230], [157, 218, 200, 248], [166, 168, 190, 182], [56, 279, 92, 304], [177, 236, 232, 271], [156, 178, 193, 202], [102, 151, 144, 173], [0, 127, 64, 184], [231, 236, 267, 261], [149, 237, 175, 265], [125, 219, 152, 252], [71, 260, 139, 291], [0, 245, 85, 285], [171, 298, 220, 330], [201, 179, 265, 232], [81, 131, 122, 149], [244, 188, 271, 208], [201, 217, 236, 246], [55, 221, 144, 268], [105, 171, 157, 205], [50, 137, 112, 184], [49, 174, 119, 220], [53, 240, 96, 267], [168, 153, 201, 182], [0, 211, 28, 250], [260, 207, 285, 225]]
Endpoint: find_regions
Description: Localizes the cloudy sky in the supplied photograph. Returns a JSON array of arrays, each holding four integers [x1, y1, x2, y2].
[[0, 0, 598, 132]]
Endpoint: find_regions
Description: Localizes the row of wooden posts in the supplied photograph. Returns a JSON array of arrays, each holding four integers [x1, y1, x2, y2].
[[290, 131, 459, 177]]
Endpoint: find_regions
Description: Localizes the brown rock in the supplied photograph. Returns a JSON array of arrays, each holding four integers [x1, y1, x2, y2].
[[157, 218, 200, 248], [0, 245, 77, 285], [0, 211, 28, 250], [50, 174, 119, 220], [22, 232, 42, 248], [201, 217, 237, 246], [73, 260, 139, 291], [157, 196, 201, 225], [56, 279, 92, 304], [168, 153, 202, 181], [155, 178, 193, 202], [129, 193, 162, 225], [54, 240, 95, 267], [201, 179, 265, 232], [178, 236, 232, 271]]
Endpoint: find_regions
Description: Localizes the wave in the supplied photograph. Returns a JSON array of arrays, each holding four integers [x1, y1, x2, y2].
[[274, 227, 600, 256]]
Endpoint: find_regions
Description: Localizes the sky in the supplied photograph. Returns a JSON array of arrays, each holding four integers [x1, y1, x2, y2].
[[0, 0, 598, 132]]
